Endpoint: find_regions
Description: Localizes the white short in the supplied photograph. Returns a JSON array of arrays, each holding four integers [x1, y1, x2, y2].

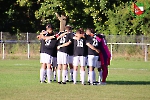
[[52, 57, 57, 67], [40, 53, 53, 64], [87, 55, 99, 67], [73, 56, 86, 66], [68, 56, 73, 64], [96, 61, 101, 68], [85, 56, 88, 66], [57, 51, 68, 64]]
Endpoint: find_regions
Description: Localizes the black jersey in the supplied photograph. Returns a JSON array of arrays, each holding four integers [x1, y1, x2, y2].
[[86, 34, 99, 56], [40, 32, 57, 55], [57, 33, 70, 53], [67, 32, 74, 56], [73, 37, 87, 56]]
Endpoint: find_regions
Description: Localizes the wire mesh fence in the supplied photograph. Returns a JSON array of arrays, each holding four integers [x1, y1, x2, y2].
[[0, 32, 150, 61]]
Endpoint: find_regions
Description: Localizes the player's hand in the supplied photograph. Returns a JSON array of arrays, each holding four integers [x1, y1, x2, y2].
[[37, 35, 41, 40], [95, 49, 100, 54], [57, 46, 61, 50]]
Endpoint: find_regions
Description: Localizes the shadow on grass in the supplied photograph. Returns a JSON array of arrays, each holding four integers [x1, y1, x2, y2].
[[107, 81, 150, 85]]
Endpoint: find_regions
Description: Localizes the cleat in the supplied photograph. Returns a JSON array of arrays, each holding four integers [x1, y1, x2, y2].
[[62, 82, 66, 84], [66, 80, 69, 82], [58, 82, 61, 84], [69, 80, 74, 82]]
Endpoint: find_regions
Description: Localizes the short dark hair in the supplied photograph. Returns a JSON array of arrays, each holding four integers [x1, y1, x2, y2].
[[65, 25, 72, 31], [46, 24, 53, 30], [76, 29, 82, 34], [86, 28, 95, 33]]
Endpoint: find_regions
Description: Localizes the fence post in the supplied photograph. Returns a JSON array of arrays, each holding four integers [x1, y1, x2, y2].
[[144, 45, 148, 62], [27, 32, 30, 59], [2, 42, 5, 59], [110, 43, 113, 60], [1, 31, 3, 59]]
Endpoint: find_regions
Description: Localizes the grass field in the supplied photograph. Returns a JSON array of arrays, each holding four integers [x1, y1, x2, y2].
[[0, 59, 150, 100]]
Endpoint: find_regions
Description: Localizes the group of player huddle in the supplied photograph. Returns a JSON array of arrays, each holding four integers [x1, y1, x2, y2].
[[37, 24, 111, 85]]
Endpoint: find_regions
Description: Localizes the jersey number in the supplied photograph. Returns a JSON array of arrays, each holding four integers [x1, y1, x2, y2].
[[45, 40, 51, 46], [60, 36, 66, 43], [92, 38, 98, 46], [77, 39, 83, 47]]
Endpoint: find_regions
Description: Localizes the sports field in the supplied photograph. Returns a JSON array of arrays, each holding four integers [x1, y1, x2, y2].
[[0, 59, 150, 100]]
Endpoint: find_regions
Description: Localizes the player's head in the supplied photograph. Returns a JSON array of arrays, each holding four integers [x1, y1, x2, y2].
[[86, 28, 95, 36], [79, 28, 85, 34], [76, 29, 82, 34], [65, 25, 72, 32], [46, 24, 53, 33]]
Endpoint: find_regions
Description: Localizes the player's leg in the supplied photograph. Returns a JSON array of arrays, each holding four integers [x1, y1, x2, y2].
[[80, 56, 86, 85], [100, 65, 108, 85], [65, 66, 69, 82], [68, 56, 73, 82], [52, 57, 57, 81], [40, 53, 47, 83], [57, 51, 62, 84], [46, 55, 53, 83], [73, 56, 79, 84], [61, 52, 68, 84], [88, 55, 94, 85]]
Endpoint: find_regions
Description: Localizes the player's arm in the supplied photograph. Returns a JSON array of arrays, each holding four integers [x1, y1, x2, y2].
[[57, 32, 68, 40], [86, 43, 100, 53], [41, 35, 55, 40], [55, 12, 61, 21], [57, 40, 72, 50]]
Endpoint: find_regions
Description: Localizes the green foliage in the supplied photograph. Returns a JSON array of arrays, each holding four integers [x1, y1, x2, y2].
[[0, 0, 150, 35]]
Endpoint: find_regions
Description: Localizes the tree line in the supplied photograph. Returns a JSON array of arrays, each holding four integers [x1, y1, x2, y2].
[[0, 0, 149, 35]]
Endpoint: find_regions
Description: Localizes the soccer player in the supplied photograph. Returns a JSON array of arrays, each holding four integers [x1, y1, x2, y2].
[[37, 24, 57, 83], [65, 26, 74, 82], [96, 34, 111, 85], [56, 26, 72, 84], [85, 28, 100, 85], [57, 29, 87, 85]]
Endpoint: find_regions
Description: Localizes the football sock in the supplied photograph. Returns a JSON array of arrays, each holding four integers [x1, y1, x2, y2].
[[89, 71, 93, 84], [70, 69, 73, 81], [40, 68, 45, 82], [93, 71, 96, 82], [65, 70, 69, 81], [53, 70, 56, 80], [47, 69, 51, 83], [62, 70, 66, 82], [80, 69, 81, 81], [57, 69, 61, 82], [73, 71, 77, 84], [81, 71, 85, 84]]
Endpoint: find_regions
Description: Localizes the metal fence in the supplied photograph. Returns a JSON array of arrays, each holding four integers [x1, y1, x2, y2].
[[0, 32, 150, 61]]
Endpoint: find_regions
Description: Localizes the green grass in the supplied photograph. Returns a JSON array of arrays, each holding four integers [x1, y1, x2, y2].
[[0, 59, 150, 100]]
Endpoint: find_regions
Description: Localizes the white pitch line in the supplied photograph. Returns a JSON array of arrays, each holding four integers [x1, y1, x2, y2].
[[109, 68, 148, 71]]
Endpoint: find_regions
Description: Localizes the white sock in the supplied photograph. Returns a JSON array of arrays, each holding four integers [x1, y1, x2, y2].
[[81, 71, 85, 84], [65, 70, 69, 81], [87, 68, 90, 82], [99, 70, 103, 82], [80, 70, 81, 81], [44, 69, 47, 80], [40, 68, 45, 82], [62, 70, 66, 82], [70, 69, 73, 81], [57, 70, 61, 82], [73, 71, 77, 84], [47, 69, 51, 83], [89, 71, 93, 84], [54, 71, 56, 80], [93, 71, 96, 82]]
